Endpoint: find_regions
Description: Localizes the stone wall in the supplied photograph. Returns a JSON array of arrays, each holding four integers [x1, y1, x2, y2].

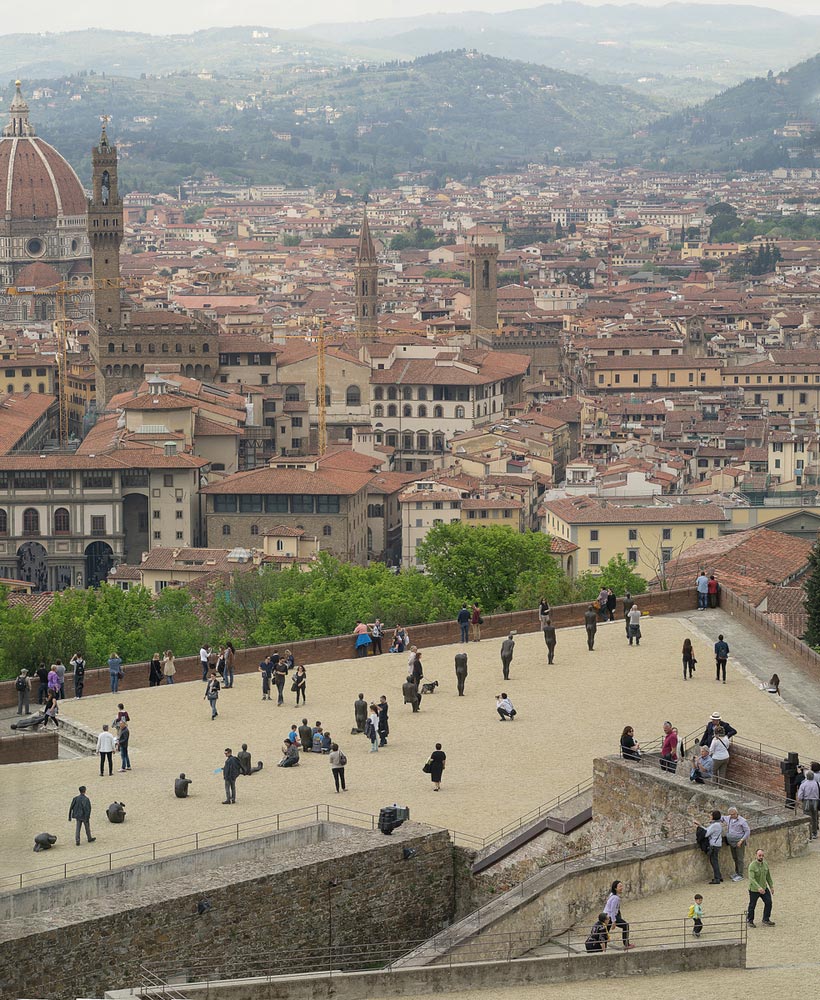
[[0, 587, 698, 708], [0, 730, 58, 766], [0, 823, 454, 1000]]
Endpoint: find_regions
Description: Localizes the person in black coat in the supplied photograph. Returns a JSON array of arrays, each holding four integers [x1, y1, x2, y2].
[[606, 589, 617, 622], [428, 744, 446, 791], [377, 695, 389, 746], [700, 713, 737, 747]]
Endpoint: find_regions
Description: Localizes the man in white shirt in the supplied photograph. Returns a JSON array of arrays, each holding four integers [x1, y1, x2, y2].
[[96, 724, 116, 777], [496, 693, 517, 722], [199, 646, 210, 682]]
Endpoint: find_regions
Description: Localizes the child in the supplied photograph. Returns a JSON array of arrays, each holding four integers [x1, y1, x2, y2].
[[688, 894, 704, 937], [584, 912, 610, 952]]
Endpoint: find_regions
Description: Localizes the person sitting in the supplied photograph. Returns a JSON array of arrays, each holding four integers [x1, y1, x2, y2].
[[174, 774, 193, 798], [690, 746, 714, 784], [278, 740, 300, 767], [764, 674, 780, 695], [585, 913, 610, 953], [391, 626, 409, 652], [496, 693, 517, 722], [321, 730, 332, 753], [312, 727, 325, 753]]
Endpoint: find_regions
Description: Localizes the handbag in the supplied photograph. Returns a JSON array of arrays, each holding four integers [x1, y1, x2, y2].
[[291, 679, 299, 691], [422, 759, 433, 774], [338, 752, 347, 767]]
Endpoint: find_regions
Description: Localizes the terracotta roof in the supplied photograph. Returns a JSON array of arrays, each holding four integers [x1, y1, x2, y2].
[[138, 547, 235, 573], [7, 592, 54, 618], [549, 535, 579, 554], [0, 450, 206, 470], [542, 497, 728, 524], [0, 392, 54, 454], [201, 466, 373, 496], [262, 525, 305, 537], [0, 132, 87, 219]]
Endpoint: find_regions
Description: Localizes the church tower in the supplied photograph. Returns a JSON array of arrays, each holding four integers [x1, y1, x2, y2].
[[469, 243, 498, 336], [88, 120, 122, 333], [354, 207, 379, 337]]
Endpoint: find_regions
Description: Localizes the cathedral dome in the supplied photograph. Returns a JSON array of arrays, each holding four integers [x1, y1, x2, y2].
[[0, 82, 86, 222]]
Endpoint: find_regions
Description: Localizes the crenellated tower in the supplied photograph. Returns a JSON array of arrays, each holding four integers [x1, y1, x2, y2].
[[88, 119, 122, 333]]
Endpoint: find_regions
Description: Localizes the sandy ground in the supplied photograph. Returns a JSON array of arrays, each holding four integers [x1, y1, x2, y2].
[[3, 611, 820, 885], [396, 845, 820, 999]]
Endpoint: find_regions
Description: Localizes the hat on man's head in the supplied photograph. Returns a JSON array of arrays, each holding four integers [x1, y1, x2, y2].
[[710, 712, 721, 720]]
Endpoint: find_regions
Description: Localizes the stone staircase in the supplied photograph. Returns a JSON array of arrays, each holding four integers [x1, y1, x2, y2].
[[55, 717, 98, 758]]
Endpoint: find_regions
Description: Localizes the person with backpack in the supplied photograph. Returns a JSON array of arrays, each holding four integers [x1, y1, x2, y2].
[[329, 742, 347, 791], [70, 653, 86, 699], [585, 912, 610, 952], [365, 704, 380, 752], [15, 669, 31, 715], [204, 672, 220, 720]]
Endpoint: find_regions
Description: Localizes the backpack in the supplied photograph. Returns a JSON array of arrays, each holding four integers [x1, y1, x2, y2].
[[15, 676, 27, 691], [339, 751, 347, 767], [364, 719, 375, 739]]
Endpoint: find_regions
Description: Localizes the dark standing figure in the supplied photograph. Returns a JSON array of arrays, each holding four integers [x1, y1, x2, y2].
[[377, 695, 389, 747], [15, 669, 31, 716], [454, 651, 468, 695], [500, 632, 515, 680], [148, 653, 163, 687], [70, 654, 86, 699], [457, 604, 471, 643], [429, 743, 446, 791], [714, 634, 729, 684], [222, 748, 240, 804], [259, 656, 272, 701], [68, 786, 95, 845], [116, 721, 131, 771], [538, 598, 551, 630], [35, 663, 48, 705], [620, 726, 640, 760], [330, 742, 346, 791], [604, 880, 634, 949], [584, 606, 598, 651], [700, 711, 737, 747], [543, 619, 557, 664], [622, 591, 632, 618], [606, 589, 617, 622], [353, 695, 368, 733], [403, 675, 420, 712], [224, 642, 236, 688], [708, 575, 719, 609], [293, 664, 307, 705], [411, 649, 424, 687], [298, 719, 313, 754], [274, 655, 288, 706], [698, 809, 725, 883], [682, 638, 696, 680], [470, 604, 482, 642]]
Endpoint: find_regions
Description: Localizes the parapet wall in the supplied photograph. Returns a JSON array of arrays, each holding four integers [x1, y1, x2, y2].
[[0, 730, 58, 766]]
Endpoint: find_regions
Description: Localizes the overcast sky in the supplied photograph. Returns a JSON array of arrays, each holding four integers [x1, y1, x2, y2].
[[7, 0, 819, 35]]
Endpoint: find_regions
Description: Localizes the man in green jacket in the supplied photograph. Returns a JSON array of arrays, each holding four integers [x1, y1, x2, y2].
[[747, 849, 775, 927]]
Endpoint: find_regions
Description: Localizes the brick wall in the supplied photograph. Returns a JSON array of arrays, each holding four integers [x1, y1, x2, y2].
[[0, 730, 58, 766], [0, 588, 697, 709], [727, 743, 790, 800]]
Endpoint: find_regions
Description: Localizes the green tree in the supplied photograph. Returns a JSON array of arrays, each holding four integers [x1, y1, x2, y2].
[[803, 540, 820, 647], [0, 588, 36, 679], [573, 555, 648, 602]]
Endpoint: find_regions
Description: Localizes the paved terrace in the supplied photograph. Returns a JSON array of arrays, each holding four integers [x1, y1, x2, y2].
[[2, 605, 819, 885]]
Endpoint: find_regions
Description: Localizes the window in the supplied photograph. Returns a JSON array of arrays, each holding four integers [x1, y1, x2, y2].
[[54, 508, 69, 534], [222, 524, 231, 536], [433, 405, 443, 419], [82, 471, 113, 489], [276, 540, 284, 551], [662, 528, 671, 541], [374, 387, 384, 401], [387, 387, 397, 401], [589, 550, 600, 567], [367, 504, 384, 518], [13, 471, 47, 490], [285, 386, 301, 402], [346, 386, 361, 407], [628, 528, 637, 541], [291, 495, 315, 514], [403, 405, 412, 417], [627, 549, 638, 564], [175, 531, 183, 540], [214, 495, 237, 513], [22, 508, 40, 535], [91, 515, 106, 536], [239, 496, 263, 513], [418, 405, 427, 418], [433, 501, 443, 510], [590, 529, 599, 541], [0, 509, 6, 535], [696, 528, 705, 539], [633, 375, 639, 384], [403, 387, 413, 400], [374, 404, 384, 418], [164, 474, 174, 487], [800, 393, 807, 405], [387, 404, 398, 418], [250, 524, 259, 536], [403, 434, 413, 451], [323, 525, 332, 536], [153, 531, 162, 540], [265, 495, 288, 513], [153, 510, 161, 520], [417, 387, 428, 401], [777, 393, 785, 406], [454, 405, 465, 419], [292, 417, 303, 428], [175, 510, 183, 520], [317, 496, 340, 514], [661, 547, 673, 563], [467, 510, 476, 519]]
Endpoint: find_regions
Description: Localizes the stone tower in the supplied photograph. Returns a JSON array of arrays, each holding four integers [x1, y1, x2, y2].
[[354, 207, 379, 337], [469, 243, 498, 335], [88, 120, 122, 332]]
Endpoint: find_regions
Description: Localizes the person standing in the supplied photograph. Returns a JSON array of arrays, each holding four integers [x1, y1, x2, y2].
[[696, 571, 709, 610], [273, 656, 288, 706], [292, 664, 307, 706], [682, 638, 697, 681], [377, 695, 389, 747], [259, 655, 272, 701], [222, 748, 241, 804], [700, 711, 737, 746], [620, 726, 640, 760], [163, 650, 176, 685], [697, 809, 725, 883], [403, 675, 420, 713], [538, 598, 551, 630], [223, 642, 236, 688], [108, 652, 123, 694], [353, 621, 371, 658], [708, 574, 719, 608], [35, 663, 48, 705], [68, 786, 95, 845], [428, 743, 446, 791], [204, 672, 220, 720], [15, 669, 31, 716], [199, 645, 210, 682], [584, 605, 598, 651], [496, 693, 517, 722], [797, 768, 820, 840], [116, 721, 131, 772], [747, 849, 775, 926], [627, 604, 642, 646], [606, 589, 617, 623], [470, 604, 482, 642], [353, 694, 368, 733], [96, 724, 116, 776], [457, 604, 471, 643], [709, 725, 730, 785], [53, 659, 66, 700], [454, 651, 468, 696], [596, 586, 609, 622], [70, 653, 86, 699], [329, 742, 347, 792], [722, 807, 751, 880], [366, 703, 380, 752], [714, 635, 729, 684], [410, 648, 424, 688], [660, 721, 678, 773], [543, 619, 557, 664], [148, 653, 163, 687], [370, 620, 384, 655], [47, 664, 60, 700], [604, 880, 634, 949], [500, 632, 515, 680]]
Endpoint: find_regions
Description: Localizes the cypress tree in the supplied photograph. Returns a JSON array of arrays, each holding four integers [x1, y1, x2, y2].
[[802, 539, 820, 647]]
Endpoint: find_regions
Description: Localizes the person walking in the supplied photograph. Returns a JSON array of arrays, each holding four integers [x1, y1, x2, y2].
[[96, 724, 116, 776], [709, 725, 730, 785], [606, 589, 617, 623], [682, 638, 697, 680], [68, 786, 96, 845], [353, 694, 368, 733], [15, 669, 31, 716], [454, 651, 468, 696], [470, 604, 482, 642], [43, 693, 59, 728], [747, 849, 775, 926], [620, 726, 640, 760], [688, 894, 704, 938], [259, 655, 272, 701], [365, 704, 380, 752], [162, 650, 176, 684], [204, 672, 221, 720], [604, 880, 634, 949], [377, 695, 389, 747], [70, 653, 86, 699], [543, 619, 557, 664], [496, 693, 517, 722], [584, 605, 598, 651], [329, 743, 347, 792], [714, 635, 729, 683], [273, 656, 288, 706], [627, 604, 642, 645], [222, 748, 241, 804], [696, 571, 709, 610], [500, 632, 515, 680], [108, 652, 123, 693], [370, 620, 384, 655], [457, 604, 471, 643], [428, 743, 446, 791], [292, 664, 307, 706], [697, 809, 725, 883], [797, 768, 820, 839], [223, 642, 236, 688], [722, 807, 751, 880], [116, 721, 131, 772]]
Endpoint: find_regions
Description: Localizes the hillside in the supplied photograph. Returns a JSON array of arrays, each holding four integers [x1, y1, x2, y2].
[[640, 51, 820, 171], [5, 51, 660, 193]]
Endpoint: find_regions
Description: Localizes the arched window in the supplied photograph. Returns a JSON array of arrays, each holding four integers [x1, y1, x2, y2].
[[433, 434, 445, 451], [107, 342, 115, 354], [285, 385, 301, 402], [54, 508, 70, 534], [316, 386, 331, 406], [387, 404, 397, 418], [175, 343, 182, 353], [202, 343, 210, 353], [387, 387, 397, 401], [0, 509, 6, 534], [403, 387, 413, 400], [276, 539, 284, 551], [374, 387, 384, 400], [250, 524, 259, 536], [374, 404, 384, 418], [346, 385, 361, 407], [222, 524, 231, 536], [161, 343, 169, 353], [403, 405, 412, 417], [23, 508, 40, 535], [417, 404, 427, 418], [455, 405, 465, 419], [417, 387, 428, 401], [113, 366, 121, 377], [323, 525, 332, 537]]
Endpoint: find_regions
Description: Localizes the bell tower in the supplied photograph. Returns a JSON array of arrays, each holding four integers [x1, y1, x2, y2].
[[354, 206, 379, 338], [470, 243, 498, 336], [88, 118, 122, 332]]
